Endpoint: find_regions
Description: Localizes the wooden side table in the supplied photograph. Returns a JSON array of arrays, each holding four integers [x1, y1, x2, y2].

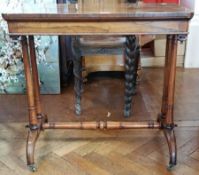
[[2, 0, 193, 172]]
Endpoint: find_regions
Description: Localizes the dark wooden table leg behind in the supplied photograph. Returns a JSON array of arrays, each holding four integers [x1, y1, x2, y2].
[[124, 35, 140, 117], [72, 38, 83, 115]]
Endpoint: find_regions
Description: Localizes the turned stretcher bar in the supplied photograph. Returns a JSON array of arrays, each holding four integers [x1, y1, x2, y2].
[[42, 121, 161, 129]]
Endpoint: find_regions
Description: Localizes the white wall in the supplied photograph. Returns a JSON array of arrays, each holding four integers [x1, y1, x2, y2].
[[195, 0, 199, 14], [181, 0, 199, 68], [180, 0, 195, 10]]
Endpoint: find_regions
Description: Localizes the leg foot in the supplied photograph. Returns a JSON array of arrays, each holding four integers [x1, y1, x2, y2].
[[163, 128, 177, 170], [26, 129, 40, 170], [124, 108, 131, 118], [28, 164, 37, 172], [167, 163, 176, 171], [75, 97, 81, 115]]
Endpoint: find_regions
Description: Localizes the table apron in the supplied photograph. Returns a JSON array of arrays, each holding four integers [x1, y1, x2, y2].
[[7, 20, 188, 35]]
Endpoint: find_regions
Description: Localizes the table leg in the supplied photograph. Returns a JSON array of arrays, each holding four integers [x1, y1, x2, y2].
[[134, 45, 140, 89], [72, 38, 83, 115], [161, 35, 178, 170], [124, 36, 140, 117], [21, 36, 40, 172], [29, 36, 48, 123], [159, 35, 172, 121]]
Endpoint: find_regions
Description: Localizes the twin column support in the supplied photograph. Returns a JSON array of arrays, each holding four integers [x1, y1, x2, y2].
[[21, 34, 183, 172]]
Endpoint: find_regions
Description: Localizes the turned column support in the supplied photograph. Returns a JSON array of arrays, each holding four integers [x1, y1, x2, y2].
[[159, 34, 186, 170], [28, 36, 42, 114], [165, 35, 178, 125], [21, 36, 38, 127], [28, 36, 48, 123], [159, 35, 173, 121], [42, 121, 161, 129], [21, 36, 44, 171]]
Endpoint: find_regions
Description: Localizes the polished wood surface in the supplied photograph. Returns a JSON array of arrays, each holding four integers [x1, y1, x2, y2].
[[2, 1, 193, 21], [21, 36, 38, 126], [29, 36, 42, 116], [165, 35, 178, 124], [79, 36, 125, 48], [2, 0, 193, 171], [1, 69, 199, 174], [42, 121, 160, 129], [1, 123, 199, 175], [6, 21, 189, 35], [1, 68, 199, 123], [2, 1, 193, 35]]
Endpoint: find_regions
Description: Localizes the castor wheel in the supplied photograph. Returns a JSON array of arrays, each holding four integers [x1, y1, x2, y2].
[[28, 164, 37, 172], [167, 163, 176, 171]]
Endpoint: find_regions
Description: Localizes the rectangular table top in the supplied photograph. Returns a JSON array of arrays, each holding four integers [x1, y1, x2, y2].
[[2, 0, 193, 22]]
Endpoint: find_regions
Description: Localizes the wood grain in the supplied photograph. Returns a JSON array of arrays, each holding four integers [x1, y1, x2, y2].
[[7, 21, 188, 35], [2, 1, 193, 22], [1, 69, 199, 174], [1, 0, 194, 171]]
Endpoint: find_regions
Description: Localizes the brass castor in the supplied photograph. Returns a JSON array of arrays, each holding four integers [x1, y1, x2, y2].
[[28, 164, 37, 172], [163, 127, 177, 172], [167, 163, 176, 171]]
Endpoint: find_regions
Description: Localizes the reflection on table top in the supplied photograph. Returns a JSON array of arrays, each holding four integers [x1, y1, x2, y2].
[[2, 0, 193, 22]]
